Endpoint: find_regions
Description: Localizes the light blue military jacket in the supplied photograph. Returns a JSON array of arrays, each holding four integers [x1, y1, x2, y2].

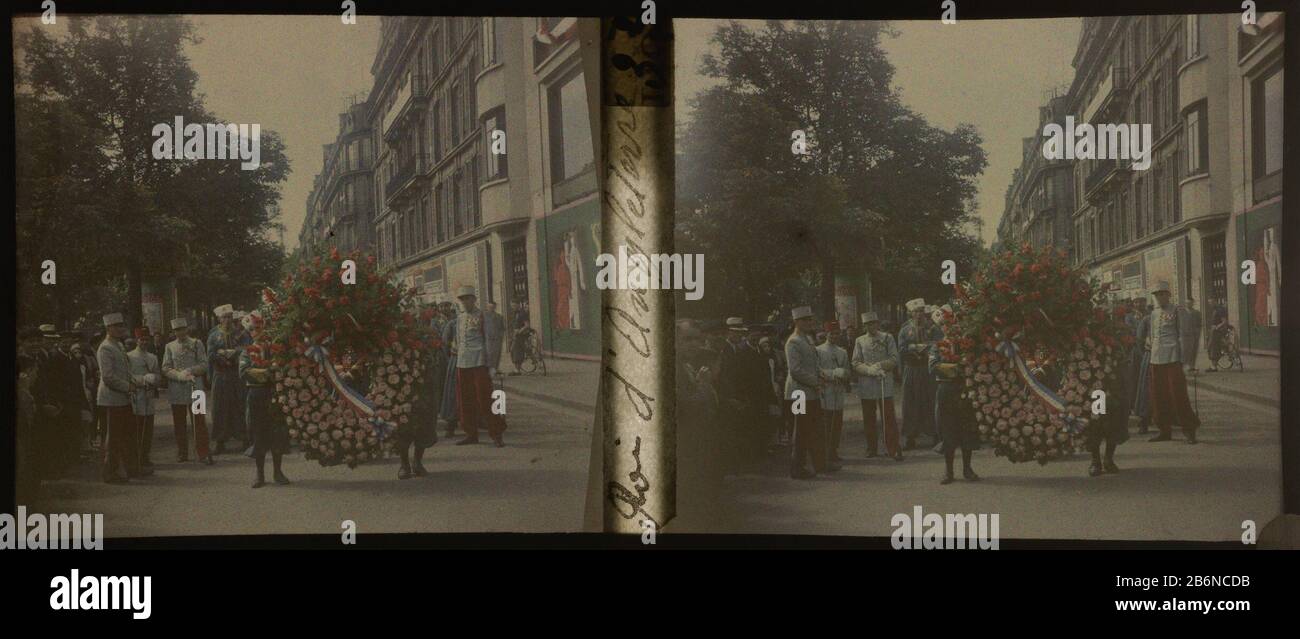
[[783, 332, 822, 401], [1144, 304, 1191, 365], [851, 331, 898, 399], [162, 337, 208, 405], [815, 341, 850, 410], [96, 337, 141, 407]]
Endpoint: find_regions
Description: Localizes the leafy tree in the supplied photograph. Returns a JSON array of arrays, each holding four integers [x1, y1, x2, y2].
[[678, 20, 987, 321], [16, 16, 287, 330]]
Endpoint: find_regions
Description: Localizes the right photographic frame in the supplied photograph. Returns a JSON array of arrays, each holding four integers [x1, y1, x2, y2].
[[669, 12, 1286, 543]]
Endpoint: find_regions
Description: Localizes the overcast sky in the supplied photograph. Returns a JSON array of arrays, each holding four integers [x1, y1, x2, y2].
[[674, 18, 1082, 246], [187, 15, 380, 250], [14, 14, 380, 251]]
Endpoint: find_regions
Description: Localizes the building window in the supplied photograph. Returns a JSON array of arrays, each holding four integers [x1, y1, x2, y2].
[[548, 68, 595, 196], [453, 171, 464, 236], [431, 99, 442, 160], [469, 161, 480, 228], [465, 61, 478, 134], [482, 17, 499, 66], [1185, 15, 1200, 59], [450, 84, 461, 145], [1151, 72, 1163, 137], [428, 28, 440, 75], [483, 106, 507, 180], [434, 184, 446, 244], [1252, 63, 1283, 202], [1184, 101, 1208, 175], [1134, 177, 1146, 238]]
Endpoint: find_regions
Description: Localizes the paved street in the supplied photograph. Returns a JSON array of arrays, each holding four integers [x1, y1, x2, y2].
[[31, 385, 594, 538], [674, 369, 1283, 542]]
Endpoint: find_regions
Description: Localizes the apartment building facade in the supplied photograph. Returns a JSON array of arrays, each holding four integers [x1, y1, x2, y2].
[[996, 13, 1283, 355], [996, 94, 1076, 254], [365, 16, 598, 359], [301, 99, 376, 256]]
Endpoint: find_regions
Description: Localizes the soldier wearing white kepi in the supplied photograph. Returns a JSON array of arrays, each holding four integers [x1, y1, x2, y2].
[[126, 328, 161, 469], [815, 321, 848, 466], [162, 317, 212, 464], [785, 306, 827, 479], [96, 313, 152, 483], [852, 311, 902, 460], [898, 297, 941, 449]]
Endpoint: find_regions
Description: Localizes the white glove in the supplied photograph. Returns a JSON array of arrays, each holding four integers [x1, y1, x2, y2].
[[832, 368, 847, 381], [867, 364, 883, 377], [143, 373, 159, 386]]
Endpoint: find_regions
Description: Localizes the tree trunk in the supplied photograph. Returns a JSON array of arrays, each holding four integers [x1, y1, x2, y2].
[[820, 252, 836, 324], [126, 260, 142, 331]]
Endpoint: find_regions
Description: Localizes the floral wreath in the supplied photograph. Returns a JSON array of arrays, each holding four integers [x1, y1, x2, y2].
[[935, 244, 1133, 464], [247, 248, 441, 468]]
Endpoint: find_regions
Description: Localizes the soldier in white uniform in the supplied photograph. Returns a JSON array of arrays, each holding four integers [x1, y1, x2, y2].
[[852, 311, 902, 460], [815, 321, 849, 466], [162, 317, 212, 464], [126, 328, 161, 468], [1143, 281, 1201, 444]]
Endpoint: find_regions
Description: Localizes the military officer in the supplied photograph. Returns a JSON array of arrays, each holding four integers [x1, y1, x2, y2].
[[785, 306, 827, 479], [816, 322, 849, 466], [163, 317, 212, 464], [1144, 281, 1201, 444], [126, 328, 161, 468], [446, 286, 506, 447], [97, 313, 152, 483], [898, 298, 941, 449], [852, 311, 902, 460]]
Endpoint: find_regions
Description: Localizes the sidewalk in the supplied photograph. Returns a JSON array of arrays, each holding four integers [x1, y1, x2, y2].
[[498, 357, 598, 413], [1188, 353, 1279, 408]]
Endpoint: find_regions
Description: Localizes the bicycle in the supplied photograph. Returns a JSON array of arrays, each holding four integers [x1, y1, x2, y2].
[[1211, 324, 1244, 372], [516, 332, 547, 375]]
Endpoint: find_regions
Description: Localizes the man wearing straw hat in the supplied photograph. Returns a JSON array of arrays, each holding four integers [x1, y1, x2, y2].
[[162, 316, 213, 464], [96, 312, 151, 483], [1143, 281, 1201, 444], [852, 311, 903, 461], [785, 305, 827, 479]]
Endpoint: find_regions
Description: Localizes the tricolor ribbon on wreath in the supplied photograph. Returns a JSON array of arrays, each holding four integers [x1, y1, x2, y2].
[[303, 335, 397, 443], [995, 338, 1086, 435]]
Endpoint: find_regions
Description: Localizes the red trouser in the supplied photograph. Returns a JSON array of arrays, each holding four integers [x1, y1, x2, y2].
[[862, 397, 900, 456], [171, 404, 210, 459], [1149, 362, 1200, 435], [791, 399, 825, 474], [101, 405, 139, 481], [456, 366, 506, 439]]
